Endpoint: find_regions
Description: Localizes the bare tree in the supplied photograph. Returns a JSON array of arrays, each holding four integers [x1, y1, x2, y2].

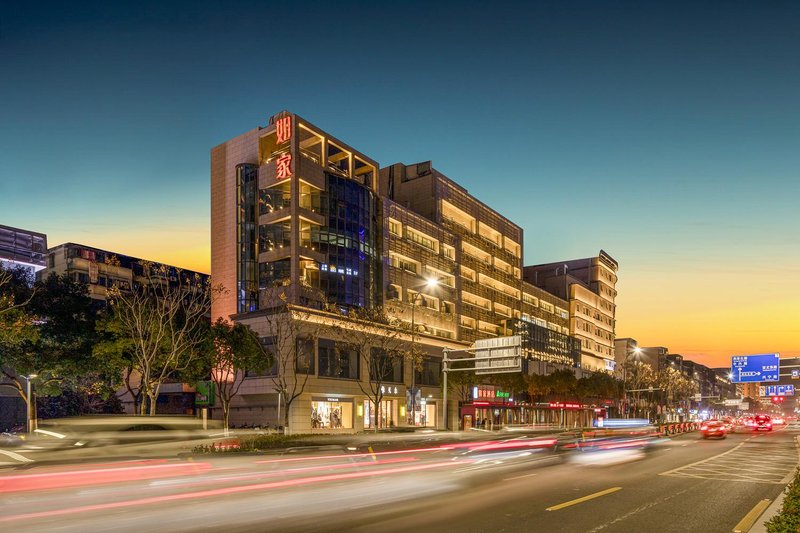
[[103, 261, 219, 415], [336, 307, 408, 431], [260, 298, 324, 433]]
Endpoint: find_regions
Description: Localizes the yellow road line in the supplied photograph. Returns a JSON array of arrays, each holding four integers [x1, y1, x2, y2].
[[732, 499, 771, 533], [545, 487, 622, 511]]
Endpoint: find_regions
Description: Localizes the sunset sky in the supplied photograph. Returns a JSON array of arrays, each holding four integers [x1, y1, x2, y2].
[[2, 1, 798, 367]]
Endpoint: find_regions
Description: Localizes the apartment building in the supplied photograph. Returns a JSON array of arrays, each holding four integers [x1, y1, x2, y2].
[[40, 242, 210, 414], [211, 112, 585, 432]]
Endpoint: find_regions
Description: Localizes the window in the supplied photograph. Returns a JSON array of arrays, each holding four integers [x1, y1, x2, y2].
[[442, 244, 455, 261], [246, 337, 279, 377], [311, 399, 353, 429], [388, 219, 401, 236], [415, 356, 441, 386], [370, 348, 403, 383], [318, 338, 359, 379], [296, 337, 315, 374]]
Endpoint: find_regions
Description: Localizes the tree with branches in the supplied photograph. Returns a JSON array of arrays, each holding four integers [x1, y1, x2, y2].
[[335, 307, 408, 431], [95, 261, 219, 416], [260, 298, 325, 433], [196, 318, 272, 431]]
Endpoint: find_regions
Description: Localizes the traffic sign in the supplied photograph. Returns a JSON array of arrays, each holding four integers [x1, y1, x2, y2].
[[731, 353, 780, 383], [793, 369, 799, 380], [759, 384, 795, 397]]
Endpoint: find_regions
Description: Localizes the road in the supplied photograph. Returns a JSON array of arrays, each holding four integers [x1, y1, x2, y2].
[[0, 425, 797, 532]]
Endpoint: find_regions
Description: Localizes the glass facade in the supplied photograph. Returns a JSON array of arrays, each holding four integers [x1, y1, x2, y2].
[[310, 173, 379, 309], [236, 164, 259, 313]]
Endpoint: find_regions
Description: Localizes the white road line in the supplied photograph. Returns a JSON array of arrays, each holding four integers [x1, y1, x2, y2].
[[0, 448, 33, 463], [660, 442, 745, 476], [503, 472, 539, 481]]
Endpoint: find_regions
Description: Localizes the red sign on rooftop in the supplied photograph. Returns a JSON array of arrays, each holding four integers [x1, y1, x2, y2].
[[276, 116, 292, 144]]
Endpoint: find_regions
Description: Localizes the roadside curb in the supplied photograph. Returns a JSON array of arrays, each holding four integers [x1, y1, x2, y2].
[[750, 434, 800, 532], [748, 487, 786, 533]]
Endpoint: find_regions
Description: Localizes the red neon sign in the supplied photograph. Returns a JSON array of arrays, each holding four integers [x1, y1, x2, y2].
[[549, 402, 582, 409], [276, 116, 292, 144], [276, 153, 292, 180]]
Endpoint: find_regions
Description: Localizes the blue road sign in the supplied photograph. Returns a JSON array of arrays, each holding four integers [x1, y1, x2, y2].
[[731, 353, 780, 383], [763, 384, 795, 396]]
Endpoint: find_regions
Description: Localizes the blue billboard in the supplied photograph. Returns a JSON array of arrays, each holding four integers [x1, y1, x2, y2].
[[731, 353, 780, 383]]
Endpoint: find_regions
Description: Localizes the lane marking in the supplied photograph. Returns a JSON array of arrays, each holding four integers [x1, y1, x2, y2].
[[545, 487, 622, 511], [732, 499, 770, 533], [660, 442, 745, 476], [0, 449, 33, 463], [503, 472, 538, 481]]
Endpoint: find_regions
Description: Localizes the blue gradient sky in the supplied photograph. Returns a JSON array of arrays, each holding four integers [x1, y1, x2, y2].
[[1, 1, 798, 366]]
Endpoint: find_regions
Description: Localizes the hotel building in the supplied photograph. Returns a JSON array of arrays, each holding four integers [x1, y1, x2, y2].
[[211, 111, 588, 432]]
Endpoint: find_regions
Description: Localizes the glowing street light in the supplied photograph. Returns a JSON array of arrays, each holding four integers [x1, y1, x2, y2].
[[409, 277, 438, 427]]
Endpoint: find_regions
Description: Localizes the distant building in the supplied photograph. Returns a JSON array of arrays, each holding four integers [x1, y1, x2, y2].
[[524, 251, 618, 372], [0, 224, 47, 278], [39, 242, 210, 415]]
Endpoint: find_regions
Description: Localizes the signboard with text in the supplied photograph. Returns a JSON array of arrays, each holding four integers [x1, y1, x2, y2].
[[731, 353, 780, 383], [474, 336, 522, 375], [759, 384, 795, 397]]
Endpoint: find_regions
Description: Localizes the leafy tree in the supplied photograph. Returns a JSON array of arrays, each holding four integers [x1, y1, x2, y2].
[[195, 318, 272, 430], [2, 271, 105, 425]]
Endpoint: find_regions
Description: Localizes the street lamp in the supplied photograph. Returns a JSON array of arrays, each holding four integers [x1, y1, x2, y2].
[[24, 374, 38, 434], [409, 277, 438, 427]]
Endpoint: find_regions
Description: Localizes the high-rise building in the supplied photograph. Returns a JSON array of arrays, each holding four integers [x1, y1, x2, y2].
[[211, 112, 587, 432], [524, 251, 618, 372]]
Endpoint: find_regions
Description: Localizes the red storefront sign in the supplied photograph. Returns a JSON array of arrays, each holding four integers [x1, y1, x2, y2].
[[549, 402, 582, 409]]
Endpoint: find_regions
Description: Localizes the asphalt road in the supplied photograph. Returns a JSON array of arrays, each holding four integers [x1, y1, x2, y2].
[[0, 425, 797, 533]]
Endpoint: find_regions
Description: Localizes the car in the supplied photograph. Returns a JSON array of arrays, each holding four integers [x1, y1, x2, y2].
[[700, 420, 726, 439], [772, 416, 785, 425], [753, 415, 773, 431], [721, 417, 735, 433]]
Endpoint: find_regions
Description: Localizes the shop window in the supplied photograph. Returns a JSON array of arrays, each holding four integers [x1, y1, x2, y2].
[[311, 399, 353, 429]]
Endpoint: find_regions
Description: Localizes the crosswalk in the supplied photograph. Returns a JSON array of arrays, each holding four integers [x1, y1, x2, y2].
[[660, 435, 799, 484]]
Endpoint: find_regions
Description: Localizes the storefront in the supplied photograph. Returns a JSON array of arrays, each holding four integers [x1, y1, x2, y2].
[[460, 385, 520, 430], [406, 389, 438, 427], [311, 397, 354, 430]]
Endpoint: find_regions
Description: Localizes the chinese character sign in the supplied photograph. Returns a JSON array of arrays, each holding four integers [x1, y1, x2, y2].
[[276, 116, 292, 144], [276, 153, 292, 180]]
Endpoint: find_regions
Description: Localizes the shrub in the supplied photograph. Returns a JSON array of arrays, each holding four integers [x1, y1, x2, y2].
[[766, 467, 800, 532]]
